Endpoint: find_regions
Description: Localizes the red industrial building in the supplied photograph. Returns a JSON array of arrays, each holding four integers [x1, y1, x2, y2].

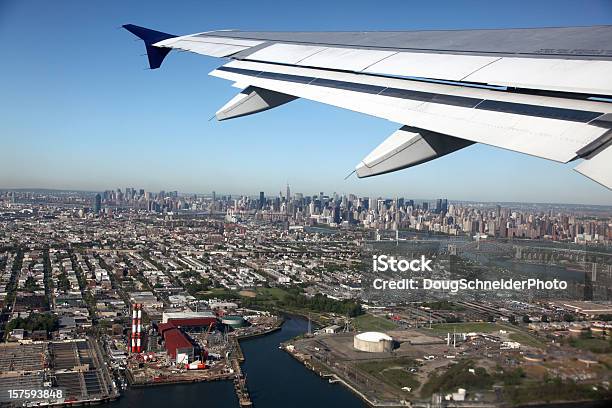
[[160, 326, 195, 361], [155, 317, 217, 362]]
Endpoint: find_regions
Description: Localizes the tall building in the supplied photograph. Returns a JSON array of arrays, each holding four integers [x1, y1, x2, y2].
[[333, 204, 341, 224], [259, 191, 265, 210], [93, 193, 102, 214]]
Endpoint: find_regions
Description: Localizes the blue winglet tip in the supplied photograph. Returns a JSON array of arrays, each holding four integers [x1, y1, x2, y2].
[[123, 24, 177, 69]]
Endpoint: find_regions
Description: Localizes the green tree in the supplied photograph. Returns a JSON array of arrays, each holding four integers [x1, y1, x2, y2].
[[24, 276, 39, 292], [6, 313, 59, 333]]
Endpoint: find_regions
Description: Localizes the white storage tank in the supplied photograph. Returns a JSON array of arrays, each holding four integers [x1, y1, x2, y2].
[[353, 331, 394, 353]]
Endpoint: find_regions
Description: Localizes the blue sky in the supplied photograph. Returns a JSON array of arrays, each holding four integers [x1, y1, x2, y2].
[[1, 0, 612, 204]]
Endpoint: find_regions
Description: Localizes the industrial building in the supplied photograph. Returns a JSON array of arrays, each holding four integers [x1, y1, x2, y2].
[[162, 310, 216, 323], [165, 317, 217, 331], [221, 315, 247, 329], [158, 325, 195, 362], [353, 332, 394, 353], [548, 301, 612, 317], [0, 339, 116, 404], [155, 313, 218, 363]]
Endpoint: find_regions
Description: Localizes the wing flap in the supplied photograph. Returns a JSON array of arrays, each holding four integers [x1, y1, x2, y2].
[[574, 144, 612, 189]]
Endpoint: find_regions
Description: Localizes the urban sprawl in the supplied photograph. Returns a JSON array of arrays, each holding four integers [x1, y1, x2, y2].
[[0, 188, 611, 407]]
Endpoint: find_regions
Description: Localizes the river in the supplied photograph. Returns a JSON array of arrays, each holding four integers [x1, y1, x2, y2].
[[104, 315, 366, 408]]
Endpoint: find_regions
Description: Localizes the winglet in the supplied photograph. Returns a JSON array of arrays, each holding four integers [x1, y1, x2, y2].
[[123, 24, 176, 69]]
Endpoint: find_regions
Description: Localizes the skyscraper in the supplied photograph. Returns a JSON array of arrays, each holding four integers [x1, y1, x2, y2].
[[435, 199, 443, 213], [259, 191, 265, 210], [93, 193, 102, 214], [333, 204, 341, 224]]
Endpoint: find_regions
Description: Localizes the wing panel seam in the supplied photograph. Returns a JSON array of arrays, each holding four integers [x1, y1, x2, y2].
[[216, 66, 604, 123]]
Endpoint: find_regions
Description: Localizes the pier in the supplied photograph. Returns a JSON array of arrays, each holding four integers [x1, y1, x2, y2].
[[229, 336, 252, 406]]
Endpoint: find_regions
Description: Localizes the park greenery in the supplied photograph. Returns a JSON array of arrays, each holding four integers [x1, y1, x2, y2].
[[6, 313, 59, 334], [239, 286, 363, 317], [280, 292, 363, 317]]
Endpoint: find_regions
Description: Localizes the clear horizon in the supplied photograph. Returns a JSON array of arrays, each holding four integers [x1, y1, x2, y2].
[[1, 0, 612, 205]]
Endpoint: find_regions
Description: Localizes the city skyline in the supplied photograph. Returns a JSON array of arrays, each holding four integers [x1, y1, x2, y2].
[[3, 189, 610, 245], [2, 1, 612, 205], [3, 184, 612, 208], [3, 189, 610, 406]]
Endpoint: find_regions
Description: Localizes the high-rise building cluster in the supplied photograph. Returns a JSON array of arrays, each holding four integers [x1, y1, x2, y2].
[[1, 188, 610, 244]]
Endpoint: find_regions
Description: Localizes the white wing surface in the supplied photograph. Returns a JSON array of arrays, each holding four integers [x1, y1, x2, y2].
[[124, 24, 612, 189]]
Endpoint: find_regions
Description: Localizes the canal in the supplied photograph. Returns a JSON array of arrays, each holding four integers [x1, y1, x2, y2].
[[105, 315, 365, 407]]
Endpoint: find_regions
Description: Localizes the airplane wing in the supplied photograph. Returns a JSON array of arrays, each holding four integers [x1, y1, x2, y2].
[[123, 24, 612, 189]]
